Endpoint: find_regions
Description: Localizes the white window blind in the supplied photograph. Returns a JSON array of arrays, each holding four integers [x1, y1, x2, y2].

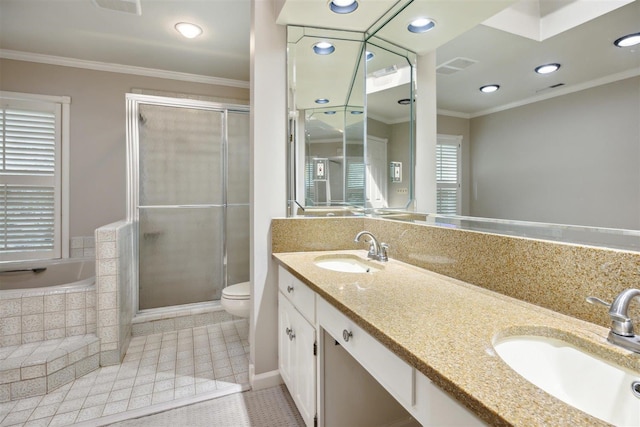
[[1, 95, 64, 261], [436, 136, 461, 215], [345, 159, 365, 204]]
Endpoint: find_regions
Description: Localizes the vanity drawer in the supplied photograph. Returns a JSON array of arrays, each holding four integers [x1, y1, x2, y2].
[[317, 296, 413, 408], [278, 266, 316, 323]]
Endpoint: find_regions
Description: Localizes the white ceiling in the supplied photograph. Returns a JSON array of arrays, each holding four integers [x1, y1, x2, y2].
[[0, 0, 251, 83], [1, 0, 638, 121]]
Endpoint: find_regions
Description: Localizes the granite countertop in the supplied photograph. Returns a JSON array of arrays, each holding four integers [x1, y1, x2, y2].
[[273, 250, 640, 427]]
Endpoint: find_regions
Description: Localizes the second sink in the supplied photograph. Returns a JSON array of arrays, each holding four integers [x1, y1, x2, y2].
[[314, 254, 382, 273], [494, 334, 640, 426]]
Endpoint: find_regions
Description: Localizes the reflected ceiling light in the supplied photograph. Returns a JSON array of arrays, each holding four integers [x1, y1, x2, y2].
[[175, 22, 203, 39], [313, 42, 335, 55], [408, 18, 436, 34], [535, 63, 561, 74], [397, 98, 412, 105], [614, 32, 640, 47], [366, 51, 374, 61], [479, 84, 500, 93], [351, 110, 363, 115], [315, 98, 329, 104], [329, 0, 358, 14], [324, 111, 336, 115]]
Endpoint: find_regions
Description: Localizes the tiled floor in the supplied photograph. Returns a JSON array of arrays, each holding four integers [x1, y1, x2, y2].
[[0, 319, 250, 427]]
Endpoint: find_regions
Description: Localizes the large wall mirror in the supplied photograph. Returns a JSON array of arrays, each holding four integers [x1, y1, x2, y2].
[[283, 0, 640, 250], [287, 22, 416, 215]]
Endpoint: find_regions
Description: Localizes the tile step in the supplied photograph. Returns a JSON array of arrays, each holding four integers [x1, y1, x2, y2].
[[0, 334, 100, 402]]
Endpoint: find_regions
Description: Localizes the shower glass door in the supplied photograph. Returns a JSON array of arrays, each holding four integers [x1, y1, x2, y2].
[[138, 103, 223, 310]]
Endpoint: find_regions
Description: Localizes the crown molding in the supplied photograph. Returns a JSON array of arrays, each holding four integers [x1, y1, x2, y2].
[[0, 49, 250, 89]]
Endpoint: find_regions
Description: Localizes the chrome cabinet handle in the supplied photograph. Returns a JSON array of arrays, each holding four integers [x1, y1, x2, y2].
[[285, 327, 295, 341], [343, 329, 353, 342], [287, 285, 294, 293]]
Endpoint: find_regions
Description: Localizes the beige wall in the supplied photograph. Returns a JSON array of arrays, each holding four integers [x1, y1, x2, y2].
[[0, 59, 249, 238], [468, 76, 640, 229]]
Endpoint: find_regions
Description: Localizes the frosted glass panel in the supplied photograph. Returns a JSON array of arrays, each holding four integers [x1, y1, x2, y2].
[[227, 112, 250, 205], [139, 207, 223, 310], [226, 205, 249, 287], [139, 104, 223, 206]]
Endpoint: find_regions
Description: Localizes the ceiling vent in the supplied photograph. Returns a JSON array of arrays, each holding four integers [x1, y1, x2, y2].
[[436, 57, 478, 75], [92, 0, 142, 15]]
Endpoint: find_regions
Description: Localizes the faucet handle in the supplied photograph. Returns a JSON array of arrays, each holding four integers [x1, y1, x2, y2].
[[379, 243, 389, 261], [586, 296, 611, 308], [587, 296, 632, 324]]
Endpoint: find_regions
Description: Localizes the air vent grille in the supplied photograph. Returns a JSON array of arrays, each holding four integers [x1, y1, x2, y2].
[[92, 0, 141, 15], [436, 57, 478, 75]]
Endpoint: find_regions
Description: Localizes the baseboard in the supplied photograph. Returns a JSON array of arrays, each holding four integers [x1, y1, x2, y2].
[[249, 364, 282, 390]]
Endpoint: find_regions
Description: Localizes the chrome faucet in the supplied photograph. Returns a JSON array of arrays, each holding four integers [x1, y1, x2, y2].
[[587, 288, 640, 353], [354, 231, 388, 262]]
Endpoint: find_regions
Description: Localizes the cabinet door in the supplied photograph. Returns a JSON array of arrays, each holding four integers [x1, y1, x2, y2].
[[279, 294, 295, 390], [292, 309, 316, 427], [279, 293, 317, 427]]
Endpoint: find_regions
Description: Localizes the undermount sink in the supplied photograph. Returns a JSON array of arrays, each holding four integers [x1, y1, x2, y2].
[[494, 335, 640, 426], [313, 254, 381, 273]]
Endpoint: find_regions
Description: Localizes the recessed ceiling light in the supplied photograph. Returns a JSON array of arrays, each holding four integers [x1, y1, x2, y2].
[[535, 63, 561, 74], [614, 32, 640, 47], [397, 98, 412, 105], [329, 0, 358, 14], [313, 42, 335, 55], [366, 51, 374, 61], [480, 84, 500, 93], [351, 110, 363, 115], [175, 22, 203, 39], [408, 18, 436, 34], [324, 111, 336, 115], [315, 98, 329, 104]]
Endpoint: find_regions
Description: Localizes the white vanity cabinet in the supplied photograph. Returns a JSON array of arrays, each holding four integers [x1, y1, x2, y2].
[[278, 267, 317, 427]]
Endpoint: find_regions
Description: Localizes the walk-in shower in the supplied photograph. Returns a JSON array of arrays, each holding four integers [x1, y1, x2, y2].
[[126, 94, 249, 311]]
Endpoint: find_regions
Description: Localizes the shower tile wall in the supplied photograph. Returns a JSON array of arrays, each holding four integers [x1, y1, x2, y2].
[[95, 221, 134, 366]]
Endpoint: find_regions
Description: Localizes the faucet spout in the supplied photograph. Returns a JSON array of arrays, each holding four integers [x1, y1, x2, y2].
[[354, 231, 388, 262]]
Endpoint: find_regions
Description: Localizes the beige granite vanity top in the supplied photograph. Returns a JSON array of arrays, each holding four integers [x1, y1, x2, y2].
[[273, 250, 640, 427]]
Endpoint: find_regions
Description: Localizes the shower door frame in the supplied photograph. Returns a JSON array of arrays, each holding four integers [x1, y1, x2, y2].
[[125, 93, 250, 314]]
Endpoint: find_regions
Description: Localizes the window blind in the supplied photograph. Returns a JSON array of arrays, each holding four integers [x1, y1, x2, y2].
[[1, 101, 60, 259], [436, 141, 460, 215], [345, 160, 365, 204]]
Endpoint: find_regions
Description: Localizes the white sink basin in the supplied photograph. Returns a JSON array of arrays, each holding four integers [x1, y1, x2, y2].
[[494, 335, 640, 426], [313, 254, 381, 273]]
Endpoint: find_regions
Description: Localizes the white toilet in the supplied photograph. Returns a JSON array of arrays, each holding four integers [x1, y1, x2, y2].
[[221, 281, 250, 318]]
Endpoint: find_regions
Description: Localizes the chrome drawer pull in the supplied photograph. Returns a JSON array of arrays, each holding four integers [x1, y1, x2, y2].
[[287, 285, 294, 293], [343, 329, 353, 342]]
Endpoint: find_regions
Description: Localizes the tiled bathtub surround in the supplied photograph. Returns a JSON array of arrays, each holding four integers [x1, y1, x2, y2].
[[271, 217, 640, 330], [0, 286, 96, 348], [70, 237, 96, 259], [0, 335, 100, 403], [95, 221, 134, 366]]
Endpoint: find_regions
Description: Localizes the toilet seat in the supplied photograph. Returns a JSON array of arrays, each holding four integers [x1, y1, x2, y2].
[[222, 281, 250, 300]]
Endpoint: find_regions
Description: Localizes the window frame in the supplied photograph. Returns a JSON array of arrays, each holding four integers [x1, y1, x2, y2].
[[0, 91, 70, 262], [436, 134, 462, 215]]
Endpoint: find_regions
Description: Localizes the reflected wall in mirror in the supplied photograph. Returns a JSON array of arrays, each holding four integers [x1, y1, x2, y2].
[[287, 23, 416, 215], [436, 0, 640, 230]]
